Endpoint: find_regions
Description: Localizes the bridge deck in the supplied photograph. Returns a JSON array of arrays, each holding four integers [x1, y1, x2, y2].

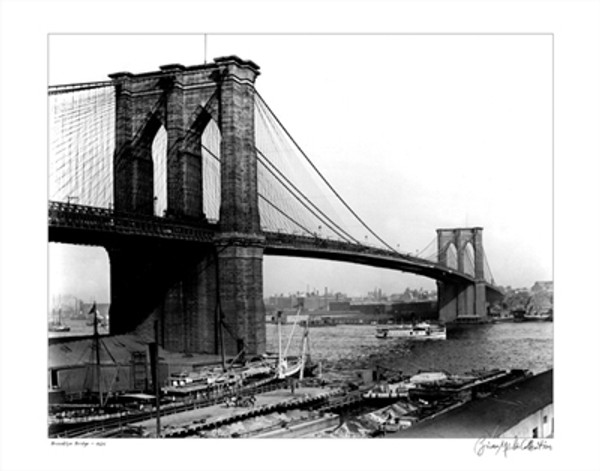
[[48, 202, 501, 294], [48, 201, 216, 245]]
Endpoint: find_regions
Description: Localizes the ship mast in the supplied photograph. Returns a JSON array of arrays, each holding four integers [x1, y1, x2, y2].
[[154, 320, 161, 438], [277, 311, 283, 378], [93, 303, 103, 408], [214, 252, 227, 372]]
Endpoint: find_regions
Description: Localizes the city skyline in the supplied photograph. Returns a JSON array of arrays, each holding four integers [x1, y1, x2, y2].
[[49, 279, 548, 306], [51, 285, 440, 304], [48, 34, 552, 304]]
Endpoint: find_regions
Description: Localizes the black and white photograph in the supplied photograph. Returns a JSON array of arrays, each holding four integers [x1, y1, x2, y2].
[[1, 1, 599, 471], [46, 33, 554, 441]]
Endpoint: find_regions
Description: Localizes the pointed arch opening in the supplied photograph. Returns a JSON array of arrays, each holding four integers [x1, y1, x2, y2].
[[445, 243, 458, 270], [152, 125, 168, 217], [49, 243, 110, 336], [201, 119, 221, 222], [179, 105, 221, 222], [462, 242, 475, 277]]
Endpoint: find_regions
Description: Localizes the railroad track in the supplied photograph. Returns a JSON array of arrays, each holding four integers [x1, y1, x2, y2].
[[49, 379, 287, 438], [315, 391, 365, 413], [50, 382, 373, 439], [163, 388, 345, 438]]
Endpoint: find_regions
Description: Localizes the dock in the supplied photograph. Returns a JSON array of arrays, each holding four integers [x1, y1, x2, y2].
[[130, 385, 343, 438]]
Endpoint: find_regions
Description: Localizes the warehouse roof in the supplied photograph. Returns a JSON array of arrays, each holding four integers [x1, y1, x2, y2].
[[389, 369, 553, 438], [48, 334, 227, 370]]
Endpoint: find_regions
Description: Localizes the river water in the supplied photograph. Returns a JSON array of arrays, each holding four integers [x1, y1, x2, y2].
[[266, 322, 553, 380], [51, 319, 553, 379]]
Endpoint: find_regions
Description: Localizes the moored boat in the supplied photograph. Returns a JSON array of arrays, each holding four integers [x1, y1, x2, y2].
[[48, 308, 71, 332], [275, 307, 316, 380], [362, 380, 416, 402], [49, 324, 71, 332], [522, 307, 553, 322]]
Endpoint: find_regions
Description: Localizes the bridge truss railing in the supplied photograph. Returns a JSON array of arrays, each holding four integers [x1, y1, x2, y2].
[[48, 202, 499, 291], [48, 201, 216, 243], [263, 231, 481, 280]]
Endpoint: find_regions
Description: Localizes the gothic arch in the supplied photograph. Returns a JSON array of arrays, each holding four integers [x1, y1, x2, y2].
[[462, 241, 475, 277], [152, 125, 168, 216], [445, 242, 458, 270]]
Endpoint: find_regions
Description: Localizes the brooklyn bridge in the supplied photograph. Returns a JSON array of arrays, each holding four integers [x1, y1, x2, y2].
[[48, 56, 503, 356]]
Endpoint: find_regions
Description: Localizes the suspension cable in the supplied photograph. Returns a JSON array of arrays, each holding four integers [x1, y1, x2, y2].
[[256, 149, 360, 244], [258, 195, 317, 237], [254, 91, 398, 253], [200, 138, 356, 242]]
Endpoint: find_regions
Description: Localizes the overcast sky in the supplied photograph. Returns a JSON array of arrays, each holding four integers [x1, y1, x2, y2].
[[48, 34, 552, 302]]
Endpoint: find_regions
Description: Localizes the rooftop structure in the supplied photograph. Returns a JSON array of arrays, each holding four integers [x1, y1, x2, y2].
[[389, 369, 553, 438]]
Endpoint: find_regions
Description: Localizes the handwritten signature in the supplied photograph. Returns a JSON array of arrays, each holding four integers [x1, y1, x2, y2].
[[474, 438, 552, 457]]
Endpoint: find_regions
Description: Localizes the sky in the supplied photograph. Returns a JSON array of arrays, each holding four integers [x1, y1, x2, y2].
[[48, 34, 553, 302]]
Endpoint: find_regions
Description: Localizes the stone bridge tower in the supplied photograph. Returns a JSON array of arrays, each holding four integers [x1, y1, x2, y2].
[[107, 56, 266, 355], [436, 227, 487, 323]]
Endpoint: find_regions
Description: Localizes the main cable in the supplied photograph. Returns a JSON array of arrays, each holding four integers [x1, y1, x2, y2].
[[254, 91, 398, 254]]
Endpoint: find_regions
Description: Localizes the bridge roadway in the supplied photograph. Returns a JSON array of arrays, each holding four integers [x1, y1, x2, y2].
[[48, 201, 216, 246], [48, 202, 501, 294]]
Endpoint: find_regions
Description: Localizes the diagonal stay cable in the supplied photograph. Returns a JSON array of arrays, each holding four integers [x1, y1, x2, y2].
[[200, 141, 355, 243], [416, 237, 437, 258], [482, 248, 495, 283], [256, 150, 360, 244], [258, 195, 317, 237], [255, 91, 398, 253]]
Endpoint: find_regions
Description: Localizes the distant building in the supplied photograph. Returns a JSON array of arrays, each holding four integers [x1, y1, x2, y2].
[[347, 303, 388, 315], [390, 301, 438, 321], [265, 290, 349, 313], [328, 301, 351, 312], [502, 289, 531, 312], [265, 309, 309, 324], [390, 288, 436, 303], [531, 281, 553, 293], [527, 290, 553, 318], [501, 282, 553, 318], [265, 294, 295, 310]]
